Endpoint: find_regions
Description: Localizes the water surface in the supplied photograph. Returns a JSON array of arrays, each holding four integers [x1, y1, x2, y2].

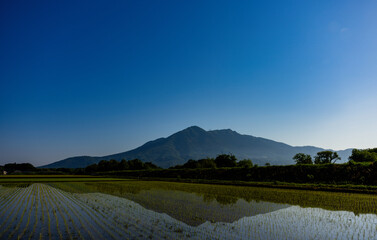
[[2, 181, 377, 239]]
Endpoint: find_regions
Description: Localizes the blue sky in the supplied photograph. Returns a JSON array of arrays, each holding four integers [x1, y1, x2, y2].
[[1, 0, 377, 166]]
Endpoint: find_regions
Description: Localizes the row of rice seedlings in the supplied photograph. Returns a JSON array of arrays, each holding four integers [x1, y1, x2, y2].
[[47, 184, 114, 239], [0, 185, 33, 232], [54, 188, 124, 239], [0, 185, 25, 209], [27, 184, 41, 240], [41, 184, 52, 240], [37, 184, 53, 240], [48, 183, 85, 240], [0, 185, 19, 202], [43, 184, 64, 240], [0, 189, 23, 219], [0, 187, 26, 231], [51, 189, 96, 240], [36, 183, 45, 240], [46, 184, 86, 240], [15, 184, 37, 239], [80, 193, 158, 239], [53, 193, 94, 240], [0, 184, 34, 239], [52, 188, 109, 239], [47, 184, 74, 240]]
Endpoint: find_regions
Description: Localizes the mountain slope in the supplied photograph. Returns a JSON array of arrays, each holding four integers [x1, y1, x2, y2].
[[40, 126, 353, 168]]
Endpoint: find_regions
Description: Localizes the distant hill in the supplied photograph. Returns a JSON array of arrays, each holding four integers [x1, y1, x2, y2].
[[40, 126, 353, 168]]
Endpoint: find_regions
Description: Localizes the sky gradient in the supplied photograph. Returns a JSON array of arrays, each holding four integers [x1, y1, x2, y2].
[[1, 0, 377, 166]]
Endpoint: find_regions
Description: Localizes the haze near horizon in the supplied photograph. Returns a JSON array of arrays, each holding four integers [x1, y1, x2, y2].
[[1, 0, 377, 166]]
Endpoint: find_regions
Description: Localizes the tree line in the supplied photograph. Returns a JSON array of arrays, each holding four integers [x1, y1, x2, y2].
[[293, 148, 377, 165], [85, 159, 160, 173], [0, 163, 36, 174], [104, 163, 377, 185], [293, 151, 340, 165], [170, 154, 253, 169], [82, 148, 377, 174], [90, 150, 377, 186], [2, 148, 377, 184]]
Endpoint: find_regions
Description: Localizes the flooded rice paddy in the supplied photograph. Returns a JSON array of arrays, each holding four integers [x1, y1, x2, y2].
[[1, 180, 377, 239]]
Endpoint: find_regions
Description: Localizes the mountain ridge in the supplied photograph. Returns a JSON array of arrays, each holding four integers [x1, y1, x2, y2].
[[40, 126, 353, 168]]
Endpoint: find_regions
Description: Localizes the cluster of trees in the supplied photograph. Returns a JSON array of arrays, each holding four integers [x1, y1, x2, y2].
[[293, 151, 341, 165], [170, 154, 253, 169], [0, 163, 86, 175], [348, 148, 377, 162], [85, 159, 160, 173], [0, 163, 36, 174], [294, 148, 377, 165]]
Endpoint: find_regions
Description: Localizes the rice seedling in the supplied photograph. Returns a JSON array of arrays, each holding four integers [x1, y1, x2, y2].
[[1, 181, 377, 239], [28, 184, 41, 240], [15, 184, 36, 239], [0, 185, 33, 239]]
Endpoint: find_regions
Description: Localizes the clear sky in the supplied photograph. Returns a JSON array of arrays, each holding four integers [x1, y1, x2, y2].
[[1, 0, 377, 166]]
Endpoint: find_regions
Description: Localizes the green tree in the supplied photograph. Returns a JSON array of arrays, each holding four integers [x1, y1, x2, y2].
[[314, 151, 340, 164], [215, 154, 237, 168], [349, 148, 377, 162], [128, 159, 144, 170], [182, 159, 199, 168], [4, 163, 36, 173], [98, 160, 109, 171], [108, 159, 119, 170], [119, 159, 129, 170], [197, 158, 216, 168], [237, 159, 253, 168], [144, 162, 159, 169], [85, 163, 98, 173], [293, 153, 313, 165]]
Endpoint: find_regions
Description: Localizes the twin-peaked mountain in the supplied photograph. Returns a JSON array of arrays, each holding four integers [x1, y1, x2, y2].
[[40, 126, 352, 168]]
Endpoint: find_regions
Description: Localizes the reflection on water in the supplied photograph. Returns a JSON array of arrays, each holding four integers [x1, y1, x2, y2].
[[49, 181, 290, 225], [1, 183, 377, 239], [48, 180, 377, 226], [113, 189, 290, 225]]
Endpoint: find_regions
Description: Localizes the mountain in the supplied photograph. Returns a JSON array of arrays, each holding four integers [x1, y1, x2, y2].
[[40, 126, 353, 168]]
